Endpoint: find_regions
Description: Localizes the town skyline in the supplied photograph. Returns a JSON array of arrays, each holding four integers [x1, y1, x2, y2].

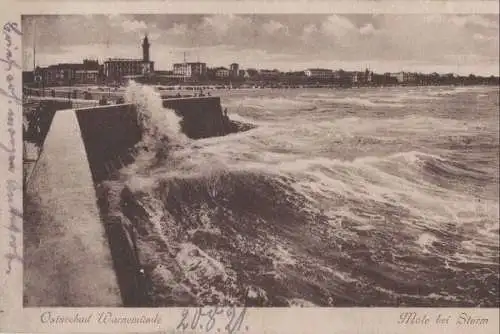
[[22, 14, 499, 76]]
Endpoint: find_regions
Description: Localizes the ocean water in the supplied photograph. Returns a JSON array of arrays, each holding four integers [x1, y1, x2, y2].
[[105, 84, 499, 307]]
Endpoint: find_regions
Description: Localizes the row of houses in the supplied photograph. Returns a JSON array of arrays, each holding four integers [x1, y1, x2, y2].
[[23, 64, 417, 87], [27, 59, 102, 86], [26, 35, 155, 87], [24, 32, 495, 87], [171, 62, 240, 79], [162, 64, 480, 86], [166, 65, 372, 83]]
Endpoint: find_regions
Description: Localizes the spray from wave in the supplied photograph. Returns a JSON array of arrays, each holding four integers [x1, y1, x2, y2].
[[125, 81, 188, 150]]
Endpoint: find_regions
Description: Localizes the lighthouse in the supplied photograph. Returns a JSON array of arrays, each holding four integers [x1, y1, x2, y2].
[[142, 34, 150, 62]]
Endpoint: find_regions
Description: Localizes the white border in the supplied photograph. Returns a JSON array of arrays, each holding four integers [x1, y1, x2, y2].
[[0, 1, 499, 333]]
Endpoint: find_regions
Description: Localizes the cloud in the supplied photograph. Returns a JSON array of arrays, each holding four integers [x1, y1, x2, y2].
[[199, 14, 253, 39], [449, 15, 499, 29], [167, 23, 189, 36], [301, 24, 319, 40], [120, 19, 148, 33], [359, 23, 376, 35], [321, 15, 357, 37], [262, 20, 289, 35], [473, 33, 497, 41], [22, 14, 499, 75]]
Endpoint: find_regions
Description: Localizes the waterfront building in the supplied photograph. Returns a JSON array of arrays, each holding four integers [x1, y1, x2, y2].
[[440, 73, 457, 80], [75, 59, 100, 84], [103, 58, 151, 82], [230, 63, 239, 77], [304, 68, 334, 79], [190, 62, 207, 77], [103, 35, 155, 83], [259, 69, 281, 80], [34, 59, 101, 86], [23, 71, 34, 84], [214, 67, 230, 78], [332, 70, 352, 86], [173, 63, 191, 77], [389, 71, 417, 83], [364, 68, 373, 83], [246, 68, 260, 78], [351, 72, 362, 84], [172, 64, 184, 77], [351, 69, 373, 84], [142, 34, 150, 62], [155, 70, 174, 76], [173, 62, 207, 78], [238, 69, 250, 78]]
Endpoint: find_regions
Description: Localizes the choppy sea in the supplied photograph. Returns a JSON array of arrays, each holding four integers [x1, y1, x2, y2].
[[103, 84, 499, 307]]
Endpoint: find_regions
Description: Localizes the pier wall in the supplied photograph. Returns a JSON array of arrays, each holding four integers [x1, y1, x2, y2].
[[24, 100, 72, 146], [75, 103, 141, 182], [24, 110, 122, 307], [24, 96, 229, 306], [163, 96, 226, 139]]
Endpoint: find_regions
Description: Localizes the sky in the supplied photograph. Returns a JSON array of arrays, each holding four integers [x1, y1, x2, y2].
[[22, 14, 499, 75]]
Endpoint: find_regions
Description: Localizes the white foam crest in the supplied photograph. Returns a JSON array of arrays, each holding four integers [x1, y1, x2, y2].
[[223, 112, 259, 125], [249, 150, 489, 231], [415, 233, 439, 253], [426, 85, 496, 97], [329, 115, 474, 138], [360, 92, 438, 103], [311, 96, 404, 108], [124, 81, 188, 146], [232, 96, 315, 110]]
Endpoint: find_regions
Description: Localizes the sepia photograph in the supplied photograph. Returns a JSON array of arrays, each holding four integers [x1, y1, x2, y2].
[[21, 13, 499, 309]]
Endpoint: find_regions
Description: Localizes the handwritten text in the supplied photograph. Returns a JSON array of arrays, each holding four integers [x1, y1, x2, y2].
[[1, 21, 23, 274], [177, 306, 248, 333]]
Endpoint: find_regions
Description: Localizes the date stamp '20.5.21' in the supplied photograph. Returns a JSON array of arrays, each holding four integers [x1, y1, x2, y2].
[[177, 307, 248, 334]]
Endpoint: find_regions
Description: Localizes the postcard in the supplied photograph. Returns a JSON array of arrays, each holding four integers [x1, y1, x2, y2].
[[0, 1, 499, 333]]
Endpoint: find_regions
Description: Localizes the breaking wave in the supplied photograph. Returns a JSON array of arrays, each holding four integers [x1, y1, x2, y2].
[[125, 81, 188, 149]]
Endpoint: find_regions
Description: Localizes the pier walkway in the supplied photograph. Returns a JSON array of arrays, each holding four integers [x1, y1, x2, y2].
[[24, 109, 122, 306]]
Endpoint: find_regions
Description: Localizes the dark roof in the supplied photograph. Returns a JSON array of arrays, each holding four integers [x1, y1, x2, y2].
[[46, 62, 100, 71], [47, 63, 81, 69], [173, 62, 206, 66], [306, 68, 333, 71]]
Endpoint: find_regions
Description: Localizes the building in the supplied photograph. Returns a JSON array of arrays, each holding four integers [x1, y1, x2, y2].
[[155, 70, 174, 76], [351, 71, 364, 84], [173, 63, 192, 77], [34, 59, 101, 86], [173, 62, 207, 78], [389, 71, 417, 84], [214, 67, 230, 78], [75, 59, 100, 84], [304, 68, 334, 80], [351, 69, 373, 84], [142, 34, 150, 62], [259, 69, 281, 80], [230, 63, 239, 77], [104, 58, 151, 82], [103, 35, 155, 83], [74, 69, 99, 84], [238, 69, 250, 78], [190, 62, 207, 77], [23, 71, 34, 84], [246, 68, 260, 78]]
